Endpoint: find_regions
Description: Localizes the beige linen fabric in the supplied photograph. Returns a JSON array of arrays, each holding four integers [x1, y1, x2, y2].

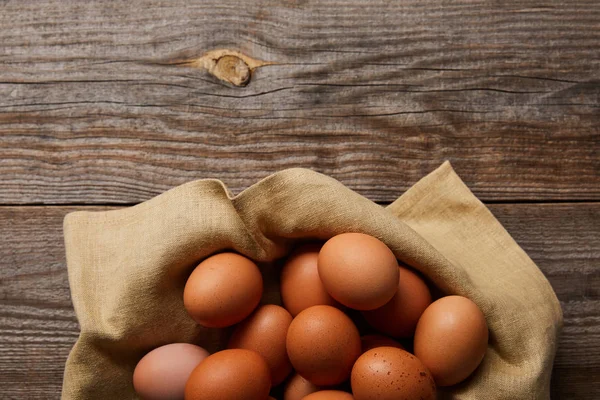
[[62, 162, 562, 399]]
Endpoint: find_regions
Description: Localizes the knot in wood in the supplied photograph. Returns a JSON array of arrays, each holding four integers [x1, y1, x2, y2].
[[184, 50, 272, 87], [214, 55, 251, 87]]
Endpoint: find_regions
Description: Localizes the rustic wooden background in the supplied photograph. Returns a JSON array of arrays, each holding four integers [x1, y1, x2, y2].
[[1, 0, 598, 398]]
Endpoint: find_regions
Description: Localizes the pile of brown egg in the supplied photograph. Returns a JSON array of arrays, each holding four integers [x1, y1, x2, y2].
[[133, 233, 488, 400]]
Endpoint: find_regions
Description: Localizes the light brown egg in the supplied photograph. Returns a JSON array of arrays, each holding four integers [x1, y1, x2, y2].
[[280, 244, 341, 317], [286, 305, 361, 386], [302, 391, 354, 400], [351, 347, 436, 400], [360, 334, 404, 353], [133, 343, 209, 400], [228, 305, 293, 386], [184, 349, 270, 400], [414, 295, 488, 386], [363, 265, 432, 338], [283, 373, 320, 400], [183, 252, 263, 328], [318, 233, 399, 310]]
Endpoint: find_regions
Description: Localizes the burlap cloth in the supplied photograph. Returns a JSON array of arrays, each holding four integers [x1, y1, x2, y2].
[[62, 162, 562, 399]]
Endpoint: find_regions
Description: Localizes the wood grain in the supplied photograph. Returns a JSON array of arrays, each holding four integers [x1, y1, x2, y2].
[[1, 0, 599, 204], [0, 204, 598, 399]]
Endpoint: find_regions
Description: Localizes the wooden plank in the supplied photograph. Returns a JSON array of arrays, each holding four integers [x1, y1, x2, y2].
[[1, 0, 599, 204], [490, 204, 600, 398], [0, 204, 598, 398], [0, 207, 85, 398]]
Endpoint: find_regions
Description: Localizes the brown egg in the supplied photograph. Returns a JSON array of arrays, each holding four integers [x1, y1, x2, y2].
[[318, 233, 399, 310], [360, 334, 404, 353], [280, 244, 341, 316], [185, 349, 271, 400], [286, 305, 361, 386], [183, 252, 263, 328], [133, 343, 209, 400], [362, 265, 432, 338], [414, 295, 488, 386], [351, 347, 436, 400], [283, 373, 320, 400], [228, 305, 293, 386], [302, 391, 354, 400]]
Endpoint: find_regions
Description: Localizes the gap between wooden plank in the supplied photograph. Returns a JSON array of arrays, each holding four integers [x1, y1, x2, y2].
[[1, 199, 599, 208]]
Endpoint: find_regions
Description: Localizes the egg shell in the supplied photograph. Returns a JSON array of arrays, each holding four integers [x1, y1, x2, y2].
[[133, 343, 209, 400], [228, 304, 293, 386], [183, 252, 263, 328], [301, 390, 354, 400], [286, 305, 361, 386], [362, 265, 432, 338], [280, 244, 341, 316], [351, 347, 436, 400], [414, 295, 488, 386], [283, 373, 320, 400], [318, 233, 399, 310], [184, 349, 271, 400], [360, 334, 404, 353]]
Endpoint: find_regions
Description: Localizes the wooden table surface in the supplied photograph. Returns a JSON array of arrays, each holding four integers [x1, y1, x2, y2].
[[1, 1, 598, 398]]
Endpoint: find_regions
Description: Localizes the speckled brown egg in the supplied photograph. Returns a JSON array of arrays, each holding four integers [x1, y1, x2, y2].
[[184, 349, 270, 400], [280, 244, 341, 317], [286, 305, 361, 386], [183, 252, 263, 328], [133, 343, 209, 400], [414, 295, 488, 386], [228, 304, 293, 386], [318, 233, 399, 310], [363, 265, 432, 338], [360, 334, 404, 353], [302, 390, 354, 400], [351, 347, 436, 400], [283, 373, 320, 400]]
